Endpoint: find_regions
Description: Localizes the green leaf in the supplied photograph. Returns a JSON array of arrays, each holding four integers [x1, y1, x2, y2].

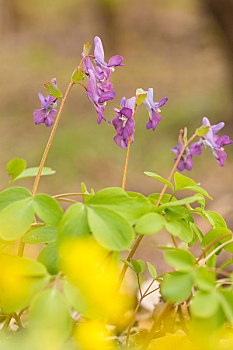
[[144, 172, 174, 192], [165, 206, 194, 222], [33, 194, 63, 226], [0, 198, 34, 240], [189, 223, 203, 243], [23, 225, 57, 244], [164, 249, 196, 271], [218, 290, 233, 324], [37, 242, 58, 275], [157, 195, 203, 210], [165, 221, 181, 237], [148, 193, 176, 205], [193, 267, 216, 292], [44, 81, 63, 99], [7, 158, 27, 181], [88, 187, 151, 221], [72, 67, 85, 83], [176, 220, 193, 243], [202, 210, 227, 228], [57, 203, 90, 248], [196, 125, 210, 137], [161, 271, 193, 303], [190, 291, 219, 318], [224, 241, 233, 253], [181, 185, 212, 200], [87, 206, 134, 251], [63, 279, 88, 314], [131, 259, 143, 274], [147, 262, 157, 279], [0, 187, 32, 211], [13, 166, 56, 182], [137, 259, 145, 273], [136, 88, 147, 105], [0, 254, 49, 313], [201, 227, 232, 249], [174, 172, 196, 191], [121, 259, 133, 270], [83, 41, 91, 56], [29, 288, 72, 341], [135, 213, 165, 235]]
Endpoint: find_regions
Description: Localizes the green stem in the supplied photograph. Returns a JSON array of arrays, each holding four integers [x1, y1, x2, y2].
[[119, 133, 198, 287]]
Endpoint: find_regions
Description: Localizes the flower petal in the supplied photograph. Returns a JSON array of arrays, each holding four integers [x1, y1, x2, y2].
[[108, 55, 124, 66]]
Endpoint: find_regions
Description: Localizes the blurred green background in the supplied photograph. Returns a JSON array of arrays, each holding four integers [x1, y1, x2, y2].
[[0, 0, 232, 236]]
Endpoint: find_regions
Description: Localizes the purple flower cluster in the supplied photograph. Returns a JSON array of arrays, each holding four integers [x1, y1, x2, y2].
[[110, 97, 136, 148], [111, 88, 168, 148], [84, 36, 123, 124], [171, 117, 232, 171], [33, 78, 58, 127]]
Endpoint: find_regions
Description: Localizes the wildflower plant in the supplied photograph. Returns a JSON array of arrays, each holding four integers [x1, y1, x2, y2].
[[0, 36, 232, 350]]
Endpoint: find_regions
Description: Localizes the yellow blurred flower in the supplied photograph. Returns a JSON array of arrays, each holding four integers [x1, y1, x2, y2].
[[75, 320, 117, 350], [60, 237, 132, 324]]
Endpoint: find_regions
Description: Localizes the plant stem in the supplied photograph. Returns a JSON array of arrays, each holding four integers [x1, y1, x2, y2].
[[142, 301, 172, 350], [121, 105, 138, 190], [203, 238, 233, 264], [32, 81, 74, 196], [125, 279, 157, 347], [119, 133, 198, 286], [2, 315, 11, 331]]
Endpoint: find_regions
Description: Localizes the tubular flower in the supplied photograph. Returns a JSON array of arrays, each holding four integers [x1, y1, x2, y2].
[[94, 36, 123, 69], [33, 78, 57, 127], [171, 130, 199, 171], [192, 117, 232, 167], [143, 88, 168, 131], [86, 70, 116, 124], [110, 97, 136, 148], [83, 36, 123, 123]]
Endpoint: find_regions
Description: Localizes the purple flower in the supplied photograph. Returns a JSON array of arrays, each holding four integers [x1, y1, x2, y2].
[[94, 36, 123, 69], [192, 117, 232, 167], [110, 97, 136, 148], [143, 88, 168, 131], [34, 78, 57, 127], [171, 130, 198, 171], [86, 70, 116, 124]]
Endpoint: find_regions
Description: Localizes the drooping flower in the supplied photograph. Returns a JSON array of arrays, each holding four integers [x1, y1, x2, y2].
[[143, 88, 168, 131], [192, 117, 232, 167], [34, 78, 57, 127], [94, 36, 123, 69], [171, 130, 200, 171], [86, 70, 116, 124], [82, 36, 124, 123], [110, 97, 136, 148]]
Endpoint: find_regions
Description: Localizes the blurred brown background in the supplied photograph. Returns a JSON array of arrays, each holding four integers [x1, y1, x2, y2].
[[0, 0, 232, 264]]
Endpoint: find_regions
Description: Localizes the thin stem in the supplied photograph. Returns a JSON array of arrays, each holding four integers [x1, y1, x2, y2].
[[53, 192, 87, 198], [2, 315, 11, 331], [121, 104, 138, 190], [13, 313, 24, 330], [144, 286, 159, 298], [171, 235, 178, 248], [203, 238, 233, 264], [125, 279, 157, 347], [137, 274, 142, 299], [142, 302, 172, 350], [32, 81, 74, 196], [119, 133, 198, 287], [118, 235, 143, 288], [18, 240, 25, 257], [155, 133, 197, 206], [55, 197, 77, 203], [197, 234, 232, 262]]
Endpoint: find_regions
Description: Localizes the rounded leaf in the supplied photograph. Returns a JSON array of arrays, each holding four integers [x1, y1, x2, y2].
[[190, 291, 219, 318], [0, 187, 32, 212], [29, 288, 72, 341], [164, 249, 196, 271], [87, 207, 134, 251], [7, 158, 27, 181], [0, 254, 49, 313], [0, 198, 34, 240], [33, 194, 63, 226], [135, 213, 165, 235], [38, 242, 58, 275], [23, 225, 57, 244], [161, 272, 193, 303]]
